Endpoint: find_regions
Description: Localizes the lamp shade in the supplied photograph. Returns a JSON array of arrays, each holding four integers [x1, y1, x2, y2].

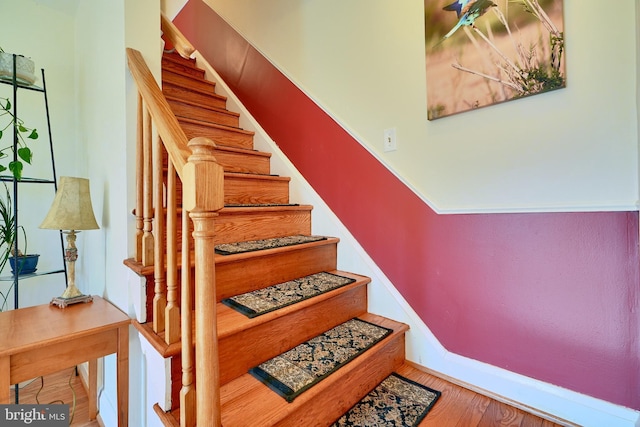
[[40, 176, 99, 231]]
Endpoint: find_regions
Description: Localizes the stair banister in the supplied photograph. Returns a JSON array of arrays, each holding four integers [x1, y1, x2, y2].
[[183, 137, 225, 427], [161, 12, 195, 59], [126, 49, 191, 175], [127, 47, 223, 427]]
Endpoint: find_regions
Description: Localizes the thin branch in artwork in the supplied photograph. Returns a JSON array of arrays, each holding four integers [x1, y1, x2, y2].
[[452, 62, 521, 91], [471, 26, 521, 76], [491, 7, 521, 64], [521, 0, 564, 70], [463, 26, 495, 71], [523, 0, 560, 35]]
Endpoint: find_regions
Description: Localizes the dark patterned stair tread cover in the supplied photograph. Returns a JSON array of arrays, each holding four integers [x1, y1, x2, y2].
[[332, 372, 441, 427], [215, 235, 327, 255], [249, 318, 392, 402], [222, 272, 356, 318]]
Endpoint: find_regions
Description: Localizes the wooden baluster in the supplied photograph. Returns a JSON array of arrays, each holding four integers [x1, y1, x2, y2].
[[135, 93, 144, 263], [142, 105, 154, 266], [153, 133, 166, 334], [183, 137, 224, 427], [165, 160, 180, 344], [180, 207, 196, 427]]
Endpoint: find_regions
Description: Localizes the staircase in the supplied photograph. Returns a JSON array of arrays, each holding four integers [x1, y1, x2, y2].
[[129, 50, 435, 426]]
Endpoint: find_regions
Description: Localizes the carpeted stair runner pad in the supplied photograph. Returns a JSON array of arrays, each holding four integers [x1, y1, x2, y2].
[[215, 235, 327, 255], [222, 272, 356, 318], [249, 318, 392, 402], [331, 373, 441, 427]]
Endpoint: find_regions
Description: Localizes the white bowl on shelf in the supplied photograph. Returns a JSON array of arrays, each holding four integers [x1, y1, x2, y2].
[[0, 52, 36, 86]]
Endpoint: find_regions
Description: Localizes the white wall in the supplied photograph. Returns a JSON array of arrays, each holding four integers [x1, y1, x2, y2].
[[202, 0, 639, 213], [0, 1, 79, 307], [0, 1, 152, 426], [162, 0, 188, 20], [75, 1, 160, 425]]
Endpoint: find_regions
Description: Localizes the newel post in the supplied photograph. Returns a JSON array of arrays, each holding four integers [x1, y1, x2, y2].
[[182, 136, 224, 427]]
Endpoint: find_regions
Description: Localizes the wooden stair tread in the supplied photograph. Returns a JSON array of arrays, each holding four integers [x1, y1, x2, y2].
[[123, 235, 339, 279], [162, 51, 197, 67], [176, 115, 253, 135], [218, 270, 370, 338], [215, 236, 339, 264], [162, 68, 213, 85], [220, 313, 408, 426], [162, 80, 227, 101], [165, 95, 240, 117], [167, 203, 311, 216], [225, 171, 289, 181], [133, 269, 369, 358], [219, 204, 310, 214], [162, 72, 215, 94], [214, 144, 271, 159]]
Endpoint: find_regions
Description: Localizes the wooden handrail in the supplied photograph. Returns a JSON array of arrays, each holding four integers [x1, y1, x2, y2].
[[126, 48, 190, 179], [161, 12, 195, 59]]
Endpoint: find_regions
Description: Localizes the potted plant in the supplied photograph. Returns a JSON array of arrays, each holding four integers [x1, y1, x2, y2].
[[0, 46, 38, 180], [0, 183, 38, 310]]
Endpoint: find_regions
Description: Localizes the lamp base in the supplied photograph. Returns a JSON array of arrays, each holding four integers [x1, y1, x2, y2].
[[51, 294, 93, 308]]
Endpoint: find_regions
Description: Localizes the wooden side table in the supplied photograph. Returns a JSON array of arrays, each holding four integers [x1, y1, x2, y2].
[[0, 296, 131, 426]]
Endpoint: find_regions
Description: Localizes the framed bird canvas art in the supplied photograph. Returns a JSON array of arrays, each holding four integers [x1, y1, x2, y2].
[[425, 0, 565, 120]]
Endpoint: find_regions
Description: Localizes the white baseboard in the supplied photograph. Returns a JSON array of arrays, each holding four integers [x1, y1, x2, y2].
[[139, 334, 172, 412], [128, 269, 147, 324]]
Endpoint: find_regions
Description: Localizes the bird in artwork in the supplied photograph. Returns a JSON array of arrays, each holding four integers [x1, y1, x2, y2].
[[440, 0, 497, 42], [442, 0, 470, 18]]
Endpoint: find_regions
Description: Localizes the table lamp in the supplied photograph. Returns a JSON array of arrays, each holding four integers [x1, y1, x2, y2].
[[40, 176, 99, 308]]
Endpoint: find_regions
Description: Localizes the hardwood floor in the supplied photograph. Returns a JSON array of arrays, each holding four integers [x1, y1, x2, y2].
[[12, 365, 566, 427], [9, 367, 99, 427], [397, 364, 568, 427]]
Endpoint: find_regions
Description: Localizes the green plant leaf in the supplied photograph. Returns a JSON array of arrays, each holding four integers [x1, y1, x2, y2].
[[27, 129, 37, 139], [3, 99, 10, 110], [8, 161, 22, 180], [18, 125, 27, 133], [0, 165, 6, 172], [17, 147, 31, 164], [0, 130, 3, 139]]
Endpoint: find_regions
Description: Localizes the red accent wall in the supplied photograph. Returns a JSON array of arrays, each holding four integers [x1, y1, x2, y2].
[[175, 0, 640, 409]]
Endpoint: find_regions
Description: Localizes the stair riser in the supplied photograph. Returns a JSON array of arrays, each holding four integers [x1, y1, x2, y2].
[[169, 175, 290, 206], [179, 119, 254, 150], [223, 285, 367, 385], [163, 145, 270, 175], [167, 99, 240, 128], [224, 175, 290, 205], [215, 241, 339, 301], [163, 72, 215, 95], [163, 83, 227, 110], [161, 56, 204, 78], [215, 209, 311, 245], [213, 149, 271, 175], [170, 208, 312, 247]]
